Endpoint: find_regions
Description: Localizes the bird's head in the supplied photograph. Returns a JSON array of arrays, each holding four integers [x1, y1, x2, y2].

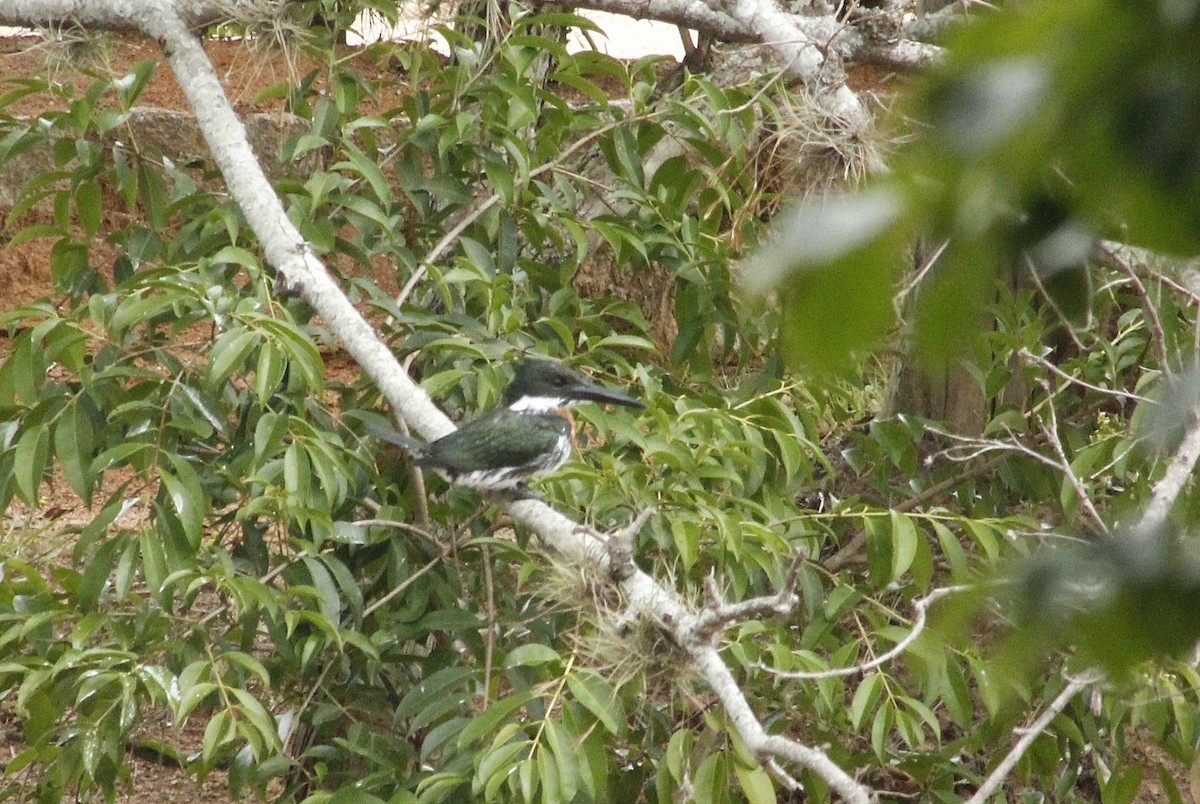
[[504, 359, 644, 413]]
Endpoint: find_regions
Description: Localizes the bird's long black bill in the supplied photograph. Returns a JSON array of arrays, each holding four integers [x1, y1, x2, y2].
[[569, 381, 644, 409]]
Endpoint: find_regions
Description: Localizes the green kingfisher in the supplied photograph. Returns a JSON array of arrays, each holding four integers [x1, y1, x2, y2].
[[370, 359, 643, 494]]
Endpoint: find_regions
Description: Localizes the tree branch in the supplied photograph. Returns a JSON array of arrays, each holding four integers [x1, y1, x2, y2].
[[1135, 413, 1200, 540], [753, 584, 970, 680], [0, 0, 270, 30], [541, 0, 940, 72], [965, 672, 1099, 804], [1034, 381, 1110, 537], [512, 501, 872, 801], [693, 550, 804, 639], [0, 2, 876, 797]]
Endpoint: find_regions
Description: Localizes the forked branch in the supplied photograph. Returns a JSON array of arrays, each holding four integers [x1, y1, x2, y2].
[[0, 1, 873, 799]]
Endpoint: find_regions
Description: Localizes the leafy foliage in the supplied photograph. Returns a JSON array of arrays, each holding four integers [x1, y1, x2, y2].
[[0, 11, 791, 802], [2, 1, 1199, 802], [743, 0, 1200, 798]]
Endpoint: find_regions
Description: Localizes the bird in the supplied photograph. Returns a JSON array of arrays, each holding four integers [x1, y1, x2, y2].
[[368, 359, 643, 496]]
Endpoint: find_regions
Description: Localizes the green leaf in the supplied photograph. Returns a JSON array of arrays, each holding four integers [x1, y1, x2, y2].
[[221, 651, 271, 686], [77, 536, 121, 612], [666, 727, 693, 784], [139, 528, 169, 600], [543, 718, 579, 802], [933, 521, 970, 580], [202, 708, 235, 761], [210, 245, 260, 269], [251, 411, 284, 465], [456, 693, 532, 749], [55, 400, 95, 503], [565, 670, 623, 737], [257, 317, 323, 393], [744, 188, 907, 371], [864, 516, 892, 589], [75, 178, 102, 236], [14, 426, 49, 503], [849, 672, 883, 732], [327, 790, 386, 804], [208, 328, 258, 389], [301, 556, 342, 624], [160, 455, 205, 550], [474, 739, 528, 797], [693, 751, 729, 804], [1102, 763, 1143, 804], [459, 236, 495, 278], [395, 667, 473, 721], [870, 703, 893, 761], [503, 644, 561, 669], [483, 155, 515, 204], [230, 687, 282, 752], [253, 340, 285, 399], [337, 140, 392, 205], [734, 762, 775, 804], [533, 750, 557, 804], [137, 160, 167, 229], [610, 126, 645, 186], [889, 510, 919, 583]]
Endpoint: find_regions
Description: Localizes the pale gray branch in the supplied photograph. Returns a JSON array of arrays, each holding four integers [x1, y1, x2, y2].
[[1036, 382, 1110, 537], [506, 503, 871, 801], [694, 550, 805, 638], [1136, 415, 1200, 539], [965, 672, 1099, 804], [753, 584, 970, 680], [0, 0, 261, 30], [542, 0, 940, 71], [1018, 348, 1154, 406], [0, 1, 875, 797]]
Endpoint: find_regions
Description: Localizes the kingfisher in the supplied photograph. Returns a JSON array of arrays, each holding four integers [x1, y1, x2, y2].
[[369, 359, 643, 495]]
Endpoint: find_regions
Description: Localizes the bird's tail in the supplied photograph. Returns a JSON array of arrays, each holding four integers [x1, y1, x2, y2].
[[364, 421, 429, 457]]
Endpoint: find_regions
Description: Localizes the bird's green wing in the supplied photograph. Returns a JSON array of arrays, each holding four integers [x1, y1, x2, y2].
[[422, 411, 570, 472]]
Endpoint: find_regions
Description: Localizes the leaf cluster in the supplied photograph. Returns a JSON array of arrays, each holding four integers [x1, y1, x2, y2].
[[6, 2, 1200, 801], [0, 11, 821, 802]]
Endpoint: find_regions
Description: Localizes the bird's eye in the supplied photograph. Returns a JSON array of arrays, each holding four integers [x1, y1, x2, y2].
[[555, 376, 569, 386]]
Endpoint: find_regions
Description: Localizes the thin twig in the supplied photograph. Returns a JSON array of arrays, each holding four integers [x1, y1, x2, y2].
[[618, 506, 657, 541], [1024, 255, 1087, 351], [392, 194, 501, 309], [1018, 348, 1153, 406], [363, 550, 449, 619], [198, 551, 303, 627], [893, 237, 948, 315], [764, 757, 803, 791], [606, 506, 656, 584], [1156, 268, 1200, 307], [481, 542, 496, 706], [399, 352, 431, 531], [965, 672, 1098, 804], [933, 425, 1077, 474], [359, 518, 462, 619], [752, 585, 970, 680], [284, 661, 332, 756], [393, 116, 641, 310], [694, 551, 805, 639], [352, 518, 445, 551], [822, 455, 1005, 573], [1098, 243, 1173, 372], [1036, 381, 1110, 536]]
